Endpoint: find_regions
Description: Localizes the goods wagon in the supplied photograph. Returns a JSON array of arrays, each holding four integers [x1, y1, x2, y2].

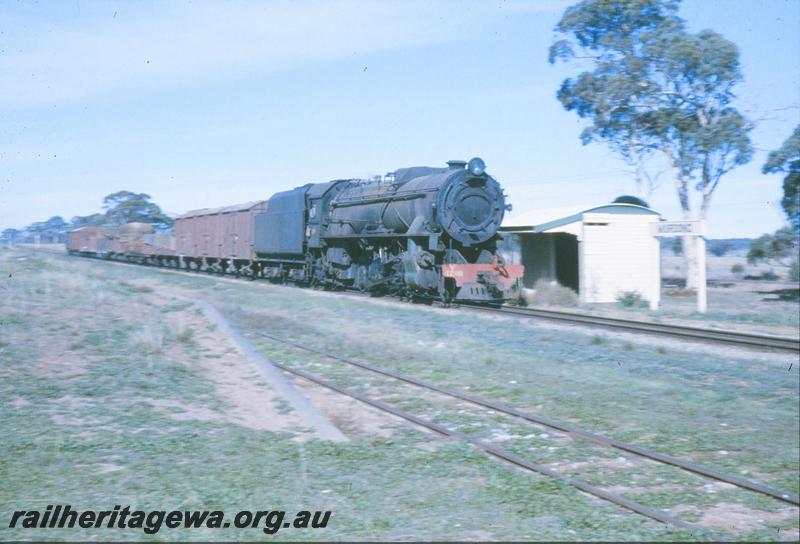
[[105, 223, 177, 261], [66, 227, 106, 254], [68, 223, 176, 262], [175, 201, 268, 274]]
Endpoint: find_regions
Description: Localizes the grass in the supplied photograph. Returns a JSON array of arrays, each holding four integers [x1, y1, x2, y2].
[[579, 282, 800, 335], [1, 248, 797, 541], [119, 280, 155, 293], [590, 335, 606, 345]]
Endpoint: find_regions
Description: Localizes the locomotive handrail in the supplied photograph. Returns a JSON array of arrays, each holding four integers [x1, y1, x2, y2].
[[330, 187, 439, 208], [322, 232, 436, 239]]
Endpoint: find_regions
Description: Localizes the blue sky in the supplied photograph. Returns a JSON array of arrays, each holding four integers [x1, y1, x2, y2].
[[1, 0, 798, 237]]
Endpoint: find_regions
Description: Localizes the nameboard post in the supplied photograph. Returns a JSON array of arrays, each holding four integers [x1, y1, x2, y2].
[[650, 220, 708, 313]]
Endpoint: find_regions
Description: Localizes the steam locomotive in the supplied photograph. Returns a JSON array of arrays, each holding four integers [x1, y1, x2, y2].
[[67, 158, 523, 302]]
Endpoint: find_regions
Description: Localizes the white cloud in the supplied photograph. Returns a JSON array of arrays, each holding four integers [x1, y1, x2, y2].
[[0, 0, 567, 109]]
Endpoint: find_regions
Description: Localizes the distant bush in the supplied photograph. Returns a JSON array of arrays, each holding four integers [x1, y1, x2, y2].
[[522, 280, 578, 307], [709, 240, 733, 256], [617, 290, 648, 308], [791, 260, 800, 281], [744, 271, 780, 281], [747, 226, 798, 267], [671, 238, 683, 255], [730, 263, 744, 275]]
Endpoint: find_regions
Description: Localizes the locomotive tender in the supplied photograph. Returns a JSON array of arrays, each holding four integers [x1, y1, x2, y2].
[[67, 158, 523, 302]]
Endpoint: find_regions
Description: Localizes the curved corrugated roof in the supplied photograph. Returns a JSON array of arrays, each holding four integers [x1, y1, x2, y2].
[[502, 202, 660, 232]]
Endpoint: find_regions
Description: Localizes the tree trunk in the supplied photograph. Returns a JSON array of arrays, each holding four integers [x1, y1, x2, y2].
[[690, 165, 714, 292], [664, 147, 700, 290]]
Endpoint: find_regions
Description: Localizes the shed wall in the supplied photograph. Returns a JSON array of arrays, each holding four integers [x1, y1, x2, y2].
[[578, 212, 660, 304]]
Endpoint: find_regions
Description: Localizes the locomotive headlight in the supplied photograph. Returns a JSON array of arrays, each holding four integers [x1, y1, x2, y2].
[[468, 157, 486, 176]]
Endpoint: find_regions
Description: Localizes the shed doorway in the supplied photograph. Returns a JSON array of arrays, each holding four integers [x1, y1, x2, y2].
[[519, 233, 579, 292]]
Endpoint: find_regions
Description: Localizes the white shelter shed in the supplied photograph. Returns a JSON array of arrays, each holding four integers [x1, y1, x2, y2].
[[501, 199, 662, 307]]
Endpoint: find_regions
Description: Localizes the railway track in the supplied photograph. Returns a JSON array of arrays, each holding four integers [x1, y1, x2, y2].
[[253, 329, 799, 508], [274, 362, 725, 538], [464, 304, 800, 353], [244, 329, 799, 540], [27, 248, 800, 352], [246, 334, 719, 539]]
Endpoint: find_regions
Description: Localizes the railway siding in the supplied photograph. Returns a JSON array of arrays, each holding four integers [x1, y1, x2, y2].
[[248, 329, 799, 506], [241, 328, 797, 537]]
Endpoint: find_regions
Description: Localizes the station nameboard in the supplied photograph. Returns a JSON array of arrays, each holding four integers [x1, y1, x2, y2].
[[650, 220, 706, 237]]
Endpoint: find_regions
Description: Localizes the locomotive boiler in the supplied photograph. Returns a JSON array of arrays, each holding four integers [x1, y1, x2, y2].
[[254, 158, 523, 302]]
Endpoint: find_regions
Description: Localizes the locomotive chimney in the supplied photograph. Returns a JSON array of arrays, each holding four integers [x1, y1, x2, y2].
[[446, 160, 466, 169]]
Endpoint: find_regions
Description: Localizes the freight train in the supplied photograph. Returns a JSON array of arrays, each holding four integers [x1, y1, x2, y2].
[[67, 158, 523, 302]]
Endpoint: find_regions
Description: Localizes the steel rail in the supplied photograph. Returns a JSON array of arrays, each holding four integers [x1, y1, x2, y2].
[[268, 357, 719, 539], [53, 248, 799, 351], [253, 331, 800, 507], [465, 304, 800, 352]]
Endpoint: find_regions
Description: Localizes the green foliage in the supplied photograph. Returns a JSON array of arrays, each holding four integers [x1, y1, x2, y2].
[[708, 240, 732, 256], [5, 191, 174, 244], [550, 0, 753, 220], [730, 263, 744, 275], [70, 212, 108, 229], [747, 226, 799, 266], [617, 290, 648, 308], [17, 216, 70, 243], [549, 0, 681, 197], [102, 190, 174, 231], [745, 270, 780, 281], [671, 237, 682, 255], [762, 125, 800, 233], [747, 226, 799, 280]]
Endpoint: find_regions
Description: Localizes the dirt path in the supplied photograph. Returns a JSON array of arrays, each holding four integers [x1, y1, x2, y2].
[[191, 299, 347, 442]]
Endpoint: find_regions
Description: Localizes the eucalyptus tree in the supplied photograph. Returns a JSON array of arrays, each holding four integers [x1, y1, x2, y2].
[[102, 191, 174, 231], [550, 0, 753, 289], [70, 213, 108, 229], [763, 124, 800, 233]]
